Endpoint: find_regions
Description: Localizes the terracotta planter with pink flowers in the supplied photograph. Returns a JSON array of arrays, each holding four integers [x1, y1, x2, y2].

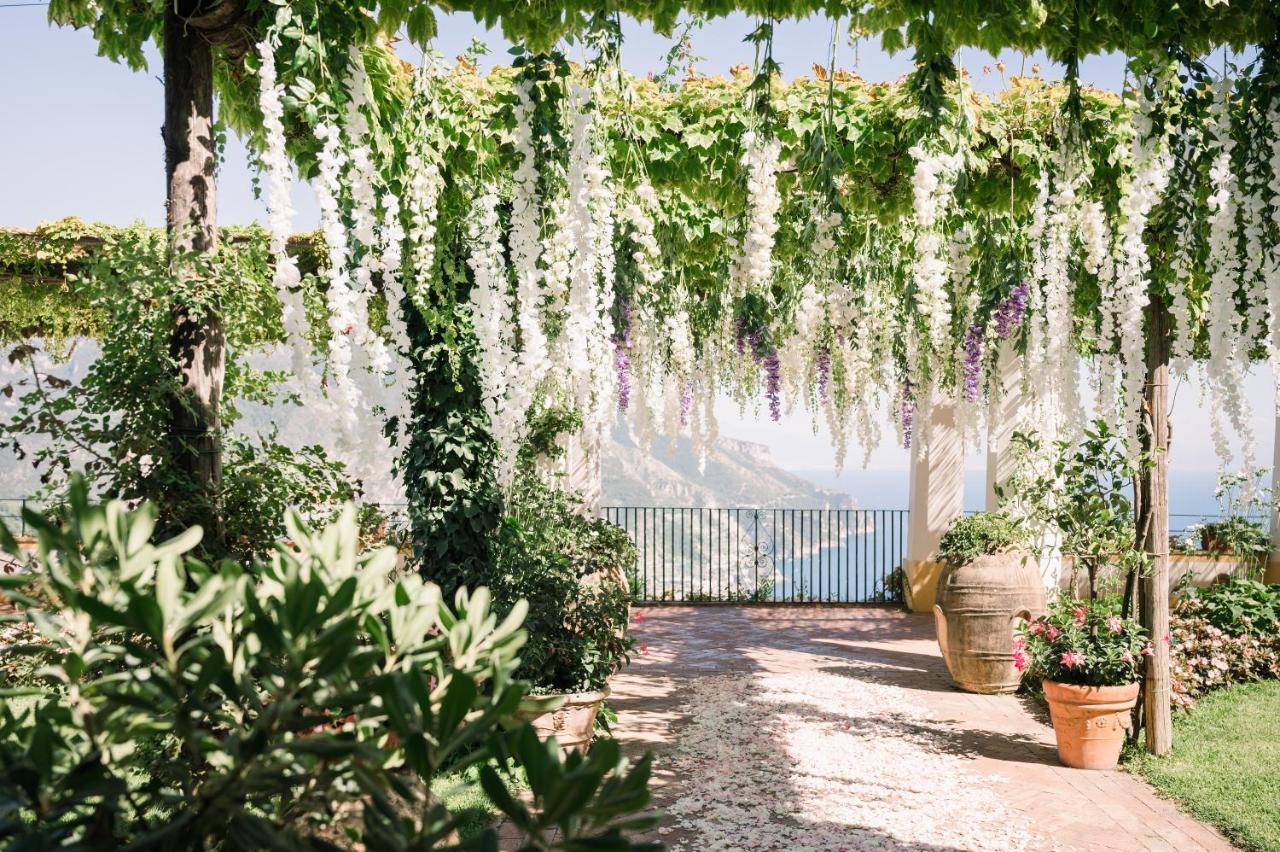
[[1042, 679, 1139, 770]]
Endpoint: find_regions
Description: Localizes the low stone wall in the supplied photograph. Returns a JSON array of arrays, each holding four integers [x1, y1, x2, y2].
[[906, 552, 1277, 613]]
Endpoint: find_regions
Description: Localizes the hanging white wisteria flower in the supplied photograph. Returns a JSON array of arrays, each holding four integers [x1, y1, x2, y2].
[[552, 84, 618, 452], [255, 39, 313, 385], [618, 178, 666, 448], [466, 190, 521, 487], [908, 141, 963, 355], [1203, 77, 1254, 471], [509, 80, 552, 396], [312, 119, 364, 448], [1110, 91, 1172, 457], [405, 65, 445, 316], [733, 129, 782, 297], [1029, 147, 1086, 443]]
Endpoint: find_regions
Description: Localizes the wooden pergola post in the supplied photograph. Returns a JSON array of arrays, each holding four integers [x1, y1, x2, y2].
[[1140, 293, 1173, 754], [161, 1, 249, 547]]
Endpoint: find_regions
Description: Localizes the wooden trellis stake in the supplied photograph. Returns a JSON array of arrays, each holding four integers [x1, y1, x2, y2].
[[1140, 293, 1173, 755]]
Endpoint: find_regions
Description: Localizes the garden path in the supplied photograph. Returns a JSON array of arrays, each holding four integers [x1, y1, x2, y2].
[[608, 606, 1233, 852]]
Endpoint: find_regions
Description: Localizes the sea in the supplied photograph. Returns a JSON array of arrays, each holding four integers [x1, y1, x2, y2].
[[616, 468, 1260, 604]]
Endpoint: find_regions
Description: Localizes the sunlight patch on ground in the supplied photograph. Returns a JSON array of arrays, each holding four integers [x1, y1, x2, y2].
[[665, 669, 1038, 851]]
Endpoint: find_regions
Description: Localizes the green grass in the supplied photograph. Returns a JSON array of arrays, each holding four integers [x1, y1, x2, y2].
[[1128, 681, 1280, 852], [432, 764, 528, 841]]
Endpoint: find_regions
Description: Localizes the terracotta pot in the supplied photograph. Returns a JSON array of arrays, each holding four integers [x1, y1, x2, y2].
[[934, 551, 1045, 694], [516, 686, 610, 752], [1042, 679, 1138, 770]]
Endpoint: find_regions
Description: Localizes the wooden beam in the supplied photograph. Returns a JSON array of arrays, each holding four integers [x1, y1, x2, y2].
[[1140, 292, 1173, 755]]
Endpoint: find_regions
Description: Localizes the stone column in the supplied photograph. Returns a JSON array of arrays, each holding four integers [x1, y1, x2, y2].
[[556, 429, 603, 516], [902, 391, 965, 612], [984, 342, 1064, 591], [985, 341, 1022, 512]]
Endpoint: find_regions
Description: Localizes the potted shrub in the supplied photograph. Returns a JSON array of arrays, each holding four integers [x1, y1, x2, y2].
[[934, 512, 1045, 694], [1193, 470, 1275, 576], [999, 421, 1149, 604], [488, 473, 636, 751], [1015, 599, 1148, 770]]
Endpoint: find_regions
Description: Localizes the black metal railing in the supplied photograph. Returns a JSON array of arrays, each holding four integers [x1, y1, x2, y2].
[[601, 507, 909, 604]]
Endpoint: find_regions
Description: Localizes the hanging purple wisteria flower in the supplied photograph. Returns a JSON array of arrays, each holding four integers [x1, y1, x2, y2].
[[765, 350, 783, 422], [614, 303, 633, 412], [963, 323, 984, 403], [614, 338, 632, 412], [901, 380, 914, 450], [680, 380, 694, 426], [816, 347, 832, 403], [993, 280, 1030, 339], [748, 328, 765, 364]]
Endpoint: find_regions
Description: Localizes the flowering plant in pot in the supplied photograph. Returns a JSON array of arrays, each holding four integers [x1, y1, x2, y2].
[[1016, 598, 1149, 769]]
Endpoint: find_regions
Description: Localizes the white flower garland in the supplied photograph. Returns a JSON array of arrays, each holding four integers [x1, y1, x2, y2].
[[734, 130, 782, 296], [312, 119, 364, 454], [556, 84, 617, 450], [406, 66, 445, 316], [619, 179, 666, 448], [1111, 92, 1172, 457], [1204, 78, 1253, 471], [466, 191, 521, 487], [509, 80, 551, 397], [1168, 119, 1201, 379], [255, 40, 313, 385], [1035, 148, 1084, 441], [908, 142, 963, 355]]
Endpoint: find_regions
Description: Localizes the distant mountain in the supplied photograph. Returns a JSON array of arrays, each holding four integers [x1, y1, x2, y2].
[[601, 426, 854, 509]]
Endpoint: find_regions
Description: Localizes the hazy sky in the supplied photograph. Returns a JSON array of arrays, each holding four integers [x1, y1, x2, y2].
[[0, 8, 1272, 474]]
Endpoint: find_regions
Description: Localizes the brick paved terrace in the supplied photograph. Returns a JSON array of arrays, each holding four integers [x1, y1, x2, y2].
[[605, 606, 1232, 851]]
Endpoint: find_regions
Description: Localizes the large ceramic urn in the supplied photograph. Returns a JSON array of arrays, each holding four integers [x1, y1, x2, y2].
[[933, 551, 1045, 694]]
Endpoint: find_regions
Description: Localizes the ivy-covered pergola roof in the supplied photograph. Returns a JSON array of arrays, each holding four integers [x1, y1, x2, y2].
[[49, 0, 1280, 72]]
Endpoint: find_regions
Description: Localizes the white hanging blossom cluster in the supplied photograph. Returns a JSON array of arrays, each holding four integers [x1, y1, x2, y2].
[[509, 80, 552, 399], [1030, 147, 1085, 442], [466, 191, 521, 487], [1203, 78, 1253, 471], [278, 50, 412, 498], [908, 142, 963, 355], [550, 85, 618, 453], [1109, 91, 1172, 457], [255, 40, 313, 385], [405, 66, 445, 315], [1167, 117, 1203, 378], [312, 121, 360, 432], [618, 179, 666, 449], [733, 130, 783, 296]]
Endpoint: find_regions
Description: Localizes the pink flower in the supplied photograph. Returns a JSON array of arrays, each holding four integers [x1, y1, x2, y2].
[[1164, 632, 1171, 645], [1029, 621, 1045, 636], [1013, 650, 1030, 672], [1060, 650, 1086, 669], [1140, 642, 1155, 657], [639, 644, 649, 655], [1073, 607, 1087, 626], [1047, 625, 1061, 641], [1107, 615, 1123, 633], [1012, 637, 1026, 652], [634, 611, 645, 626], [1121, 651, 1134, 663]]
